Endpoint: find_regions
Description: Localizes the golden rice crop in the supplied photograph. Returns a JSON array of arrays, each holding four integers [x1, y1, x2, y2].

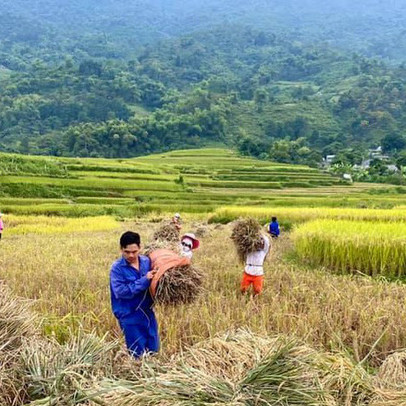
[[5, 215, 118, 235], [292, 219, 406, 277], [211, 206, 406, 224]]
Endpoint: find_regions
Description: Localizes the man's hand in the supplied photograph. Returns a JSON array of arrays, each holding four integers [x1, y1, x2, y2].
[[146, 269, 158, 280]]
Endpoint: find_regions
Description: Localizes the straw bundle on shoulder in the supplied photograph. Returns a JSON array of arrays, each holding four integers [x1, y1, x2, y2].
[[154, 264, 204, 306], [231, 218, 264, 263], [143, 240, 180, 256], [148, 249, 204, 306]]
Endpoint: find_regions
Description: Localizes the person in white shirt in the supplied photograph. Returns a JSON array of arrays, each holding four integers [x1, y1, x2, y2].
[[241, 234, 270, 295], [180, 233, 200, 259]]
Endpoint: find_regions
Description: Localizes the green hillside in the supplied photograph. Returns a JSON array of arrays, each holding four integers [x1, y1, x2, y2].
[[1, 21, 406, 168]]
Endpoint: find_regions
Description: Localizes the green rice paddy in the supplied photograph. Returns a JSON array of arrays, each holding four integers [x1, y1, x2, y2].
[[0, 148, 404, 217]]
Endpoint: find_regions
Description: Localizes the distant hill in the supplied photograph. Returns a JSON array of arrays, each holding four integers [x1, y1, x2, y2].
[[1, 0, 406, 66], [1, 1, 406, 164]]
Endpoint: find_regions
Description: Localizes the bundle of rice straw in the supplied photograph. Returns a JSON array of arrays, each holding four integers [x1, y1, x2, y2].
[[372, 351, 406, 405], [149, 249, 204, 306], [231, 218, 264, 263], [143, 239, 180, 256], [144, 222, 182, 255], [152, 222, 180, 243], [155, 264, 204, 305], [375, 350, 406, 390], [0, 283, 38, 405]]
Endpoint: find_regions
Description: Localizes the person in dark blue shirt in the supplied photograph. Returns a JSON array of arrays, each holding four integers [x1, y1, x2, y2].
[[110, 231, 159, 357], [268, 217, 280, 239]]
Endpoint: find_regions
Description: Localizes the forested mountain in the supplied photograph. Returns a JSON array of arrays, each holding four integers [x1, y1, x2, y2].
[[2, 0, 406, 68], [1, 0, 406, 163]]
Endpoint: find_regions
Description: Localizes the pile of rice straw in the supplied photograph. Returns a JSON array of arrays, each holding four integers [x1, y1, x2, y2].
[[231, 218, 264, 263], [195, 225, 210, 238], [96, 329, 381, 405], [375, 350, 406, 390], [152, 222, 180, 243], [144, 222, 181, 255], [154, 264, 204, 306]]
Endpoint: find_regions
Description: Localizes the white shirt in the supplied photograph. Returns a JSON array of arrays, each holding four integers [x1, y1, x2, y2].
[[181, 250, 193, 259], [244, 235, 270, 276], [180, 237, 193, 259]]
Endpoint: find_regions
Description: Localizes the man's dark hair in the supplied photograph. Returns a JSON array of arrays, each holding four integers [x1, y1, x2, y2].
[[120, 231, 141, 248], [272, 217, 277, 222]]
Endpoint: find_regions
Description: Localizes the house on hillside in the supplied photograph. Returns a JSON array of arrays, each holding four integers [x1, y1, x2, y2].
[[322, 155, 336, 168], [369, 146, 382, 157], [387, 164, 399, 173], [360, 146, 391, 168], [361, 159, 371, 169], [368, 146, 389, 161]]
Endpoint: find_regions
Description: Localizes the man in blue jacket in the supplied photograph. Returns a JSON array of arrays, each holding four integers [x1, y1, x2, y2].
[[110, 231, 159, 357], [269, 217, 280, 239]]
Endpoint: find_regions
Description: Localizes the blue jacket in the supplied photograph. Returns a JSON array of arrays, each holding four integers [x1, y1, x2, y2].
[[269, 221, 280, 236], [110, 255, 155, 324]]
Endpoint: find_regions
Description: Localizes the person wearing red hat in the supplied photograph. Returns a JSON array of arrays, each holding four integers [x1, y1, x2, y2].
[[180, 233, 200, 259]]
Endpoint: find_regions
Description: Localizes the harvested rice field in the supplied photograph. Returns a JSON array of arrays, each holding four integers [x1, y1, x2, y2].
[[3, 148, 406, 405]]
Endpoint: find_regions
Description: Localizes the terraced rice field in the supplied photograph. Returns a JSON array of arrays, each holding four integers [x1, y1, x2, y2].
[[2, 148, 404, 217]]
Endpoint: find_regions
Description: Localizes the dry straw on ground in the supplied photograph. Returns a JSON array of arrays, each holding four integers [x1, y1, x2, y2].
[[2, 283, 406, 406], [94, 329, 405, 406], [96, 330, 328, 405], [231, 218, 264, 263], [0, 282, 118, 406], [376, 350, 406, 390], [0, 283, 37, 405], [22, 332, 116, 406]]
